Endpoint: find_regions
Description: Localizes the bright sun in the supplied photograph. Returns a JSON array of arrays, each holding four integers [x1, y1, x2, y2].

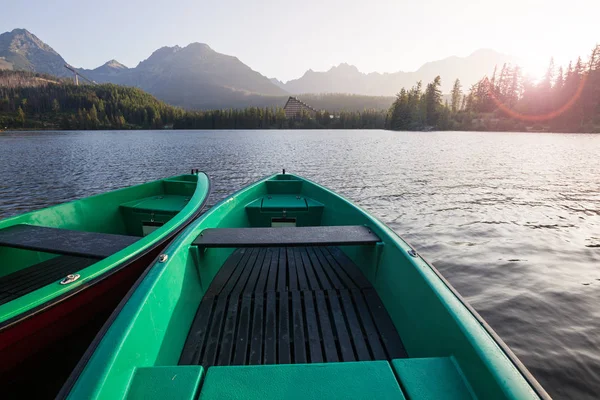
[[521, 59, 549, 83]]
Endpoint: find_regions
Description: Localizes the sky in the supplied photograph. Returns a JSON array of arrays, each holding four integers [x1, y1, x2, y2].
[[1, 0, 598, 82]]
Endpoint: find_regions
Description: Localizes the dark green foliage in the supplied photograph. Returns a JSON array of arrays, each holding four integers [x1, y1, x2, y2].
[[424, 76, 443, 126], [173, 107, 386, 130], [294, 94, 394, 112], [15, 106, 25, 127], [0, 71, 387, 130], [386, 79, 437, 130], [387, 89, 411, 130], [0, 71, 183, 129]]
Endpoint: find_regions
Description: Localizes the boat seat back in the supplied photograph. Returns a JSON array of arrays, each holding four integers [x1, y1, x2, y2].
[[192, 226, 381, 248], [265, 179, 303, 194], [119, 195, 191, 236], [245, 195, 325, 227], [0, 224, 138, 259]]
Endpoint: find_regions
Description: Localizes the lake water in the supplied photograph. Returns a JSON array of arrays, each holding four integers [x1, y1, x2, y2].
[[1, 129, 599, 398]]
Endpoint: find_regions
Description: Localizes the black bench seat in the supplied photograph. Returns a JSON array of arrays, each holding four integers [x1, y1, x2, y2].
[[192, 226, 381, 248], [0, 224, 139, 259]]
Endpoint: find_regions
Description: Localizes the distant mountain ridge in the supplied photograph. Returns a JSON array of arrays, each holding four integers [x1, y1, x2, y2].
[[281, 49, 519, 95], [79, 42, 288, 108], [0, 28, 518, 108], [0, 29, 68, 77], [89, 59, 128, 75]]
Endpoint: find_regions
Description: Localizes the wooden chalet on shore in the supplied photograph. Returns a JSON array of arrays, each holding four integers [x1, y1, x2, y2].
[[283, 96, 318, 118]]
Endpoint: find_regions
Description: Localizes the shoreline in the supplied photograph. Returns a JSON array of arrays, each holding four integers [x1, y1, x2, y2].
[[1, 128, 599, 134]]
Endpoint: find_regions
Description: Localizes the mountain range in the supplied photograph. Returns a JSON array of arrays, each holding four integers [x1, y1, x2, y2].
[[0, 28, 518, 109], [278, 49, 518, 96], [77, 43, 288, 109]]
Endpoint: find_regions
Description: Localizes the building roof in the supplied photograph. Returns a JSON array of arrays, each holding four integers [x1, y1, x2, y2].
[[283, 96, 318, 113]]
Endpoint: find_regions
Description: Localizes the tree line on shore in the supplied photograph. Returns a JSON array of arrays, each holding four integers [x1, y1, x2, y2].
[[174, 108, 386, 129], [0, 71, 183, 130], [386, 44, 600, 132], [0, 71, 386, 130]]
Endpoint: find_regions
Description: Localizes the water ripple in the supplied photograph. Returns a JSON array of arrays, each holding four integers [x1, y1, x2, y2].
[[0, 129, 599, 399]]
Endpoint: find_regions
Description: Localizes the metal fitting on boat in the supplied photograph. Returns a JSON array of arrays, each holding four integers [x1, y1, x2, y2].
[[60, 274, 80, 285], [158, 254, 168, 263], [407, 249, 418, 257]]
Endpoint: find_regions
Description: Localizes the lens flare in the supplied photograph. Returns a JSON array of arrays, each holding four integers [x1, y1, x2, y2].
[[489, 75, 587, 122]]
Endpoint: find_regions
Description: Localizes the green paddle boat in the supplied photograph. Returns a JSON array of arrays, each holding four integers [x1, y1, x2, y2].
[[0, 171, 210, 394], [60, 172, 549, 400]]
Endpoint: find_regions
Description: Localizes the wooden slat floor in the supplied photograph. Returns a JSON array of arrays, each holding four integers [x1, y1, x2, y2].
[[179, 247, 408, 367], [0, 255, 96, 306]]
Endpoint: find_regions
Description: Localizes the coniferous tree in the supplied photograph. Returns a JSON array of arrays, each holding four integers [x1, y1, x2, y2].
[[543, 58, 555, 90], [388, 89, 411, 130], [51, 98, 60, 113], [554, 67, 564, 92], [408, 81, 423, 126], [15, 106, 25, 127], [89, 105, 99, 129], [507, 66, 522, 108], [497, 63, 508, 101], [588, 45, 599, 72], [424, 76, 443, 126], [450, 79, 462, 114], [460, 94, 467, 111]]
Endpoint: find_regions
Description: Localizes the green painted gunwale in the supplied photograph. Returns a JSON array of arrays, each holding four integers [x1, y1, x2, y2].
[[62, 173, 549, 400], [0, 173, 210, 326]]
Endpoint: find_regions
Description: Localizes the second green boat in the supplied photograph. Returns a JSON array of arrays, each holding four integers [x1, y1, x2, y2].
[[60, 172, 549, 400], [0, 171, 210, 395]]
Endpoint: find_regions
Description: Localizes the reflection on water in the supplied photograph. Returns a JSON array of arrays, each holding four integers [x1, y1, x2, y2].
[[1, 129, 599, 398]]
